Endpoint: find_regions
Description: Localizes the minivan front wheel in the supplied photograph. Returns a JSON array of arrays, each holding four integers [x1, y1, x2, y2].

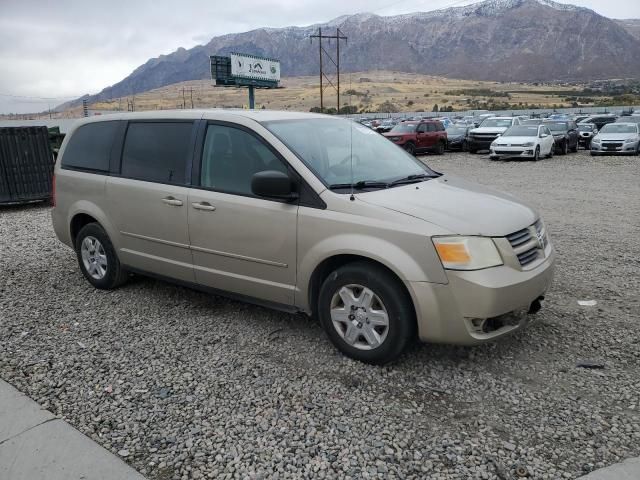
[[318, 262, 414, 364], [75, 223, 128, 290]]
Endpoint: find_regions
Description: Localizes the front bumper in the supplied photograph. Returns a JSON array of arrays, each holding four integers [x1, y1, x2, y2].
[[489, 146, 537, 159], [590, 142, 638, 155], [408, 248, 555, 345], [468, 138, 496, 150]]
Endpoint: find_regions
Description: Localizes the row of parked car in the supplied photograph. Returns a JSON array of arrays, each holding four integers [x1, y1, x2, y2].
[[366, 112, 640, 160]]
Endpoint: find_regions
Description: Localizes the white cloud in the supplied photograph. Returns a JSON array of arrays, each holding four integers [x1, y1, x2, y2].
[[0, 0, 637, 113]]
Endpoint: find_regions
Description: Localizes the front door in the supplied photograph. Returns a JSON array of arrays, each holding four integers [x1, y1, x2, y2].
[[188, 122, 298, 305], [105, 121, 195, 282]]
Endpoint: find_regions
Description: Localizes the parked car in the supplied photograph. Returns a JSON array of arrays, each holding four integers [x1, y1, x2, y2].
[[472, 113, 494, 127], [445, 125, 472, 151], [489, 124, 555, 161], [468, 117, 521, 153], [590, 122, 640, 156], [383, 120, 447, 155], [579, 115, 617, 130], [577, 123, 598, 149], [522, 119, 544, 126], [573, 115, 592, 124], [615, 115, 640, 125], [376, 119, 396, 133], [51, 111, 555, 364], [543, 120, 579, 154]]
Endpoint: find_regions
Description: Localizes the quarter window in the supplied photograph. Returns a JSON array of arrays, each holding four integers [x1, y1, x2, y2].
[[200, 124, 288, 195], [121, 122, 193, 184], [61, 121, 119, 172]]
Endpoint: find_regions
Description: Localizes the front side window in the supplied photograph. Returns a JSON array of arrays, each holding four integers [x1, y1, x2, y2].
[[121, 122, 193, 184], [200, 124, 288, 195], [264, 118, 435, 188], [390, 123, 417, 133], [427, 123, 437, 132]]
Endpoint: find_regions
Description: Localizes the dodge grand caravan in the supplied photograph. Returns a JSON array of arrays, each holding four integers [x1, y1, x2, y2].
[[52, 110, 555, 364]]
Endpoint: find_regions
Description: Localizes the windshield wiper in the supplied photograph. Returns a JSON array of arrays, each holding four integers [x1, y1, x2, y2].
[[388, 173, 439, 186], [328, 180, 389, 190]]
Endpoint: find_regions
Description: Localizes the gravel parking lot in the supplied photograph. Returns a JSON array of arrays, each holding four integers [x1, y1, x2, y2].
[[1, 149, 639, 480]]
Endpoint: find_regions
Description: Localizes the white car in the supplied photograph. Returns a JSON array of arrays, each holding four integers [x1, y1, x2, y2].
[[468, 117, 521, 153], [489, 124, 555, 161]]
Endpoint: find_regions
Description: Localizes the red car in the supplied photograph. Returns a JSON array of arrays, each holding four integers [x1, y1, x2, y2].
[[383, 120, 447, 155]]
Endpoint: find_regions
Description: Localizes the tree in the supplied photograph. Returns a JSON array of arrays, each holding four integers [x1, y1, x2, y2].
[[433, 104, 439, 113], [377, 101, 398, 113], [338, 105, 358, 115]]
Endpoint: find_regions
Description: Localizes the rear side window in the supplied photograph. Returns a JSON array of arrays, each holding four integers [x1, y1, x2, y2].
[[121, 122, 193, 184], [427, 123, 437, 132], [61, 121, 119, 172]]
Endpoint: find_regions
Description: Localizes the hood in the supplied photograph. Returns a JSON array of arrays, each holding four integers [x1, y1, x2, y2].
[[595, 132, 639, 141], [470, 127, 509, 134], [356, 175, 537, 236], [493, 135, 536, 145]]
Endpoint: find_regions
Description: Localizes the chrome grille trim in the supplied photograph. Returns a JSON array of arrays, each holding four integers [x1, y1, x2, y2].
[[506, 220, 548, 267]]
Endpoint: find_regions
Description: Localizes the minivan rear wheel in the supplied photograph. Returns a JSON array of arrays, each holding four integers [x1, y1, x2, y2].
[[75, 223, 128, 290], [318, 262, 415, 364]]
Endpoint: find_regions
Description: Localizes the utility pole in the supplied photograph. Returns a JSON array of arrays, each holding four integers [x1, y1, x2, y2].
[[190, 87, 194, 109], [310, 28, 347, 113]]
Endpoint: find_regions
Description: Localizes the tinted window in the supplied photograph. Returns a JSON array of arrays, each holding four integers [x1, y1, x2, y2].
[[417, 124, 427, 133], [61, 121, 119, 172], [200, 124, 288, 196], [121, 122, 193, 184], [427, 123, 437, 132]]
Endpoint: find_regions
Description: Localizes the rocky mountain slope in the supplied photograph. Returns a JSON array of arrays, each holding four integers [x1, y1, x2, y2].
[[65, 0, 640, 108], [616, 19, 640, 41]]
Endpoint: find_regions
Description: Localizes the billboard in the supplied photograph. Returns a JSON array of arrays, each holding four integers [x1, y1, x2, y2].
[[230, 53, 280, 83]]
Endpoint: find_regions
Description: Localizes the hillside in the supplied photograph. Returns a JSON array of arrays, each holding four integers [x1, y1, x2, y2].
[[60, 0, 640, 110]]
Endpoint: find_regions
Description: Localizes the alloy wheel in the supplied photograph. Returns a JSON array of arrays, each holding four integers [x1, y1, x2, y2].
[[81, 236, 107, 280]]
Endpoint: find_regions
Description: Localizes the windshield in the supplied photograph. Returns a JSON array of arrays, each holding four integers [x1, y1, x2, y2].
[[546, 122, 568, 132], [480, 118, 513, 128], [578, 124, 594, 131], [503, 126, 539, 137], [389, 123, 417, 133], [600, 124, 638, 134], [446, 127, 467, 135], [264, 118, 434, 188]]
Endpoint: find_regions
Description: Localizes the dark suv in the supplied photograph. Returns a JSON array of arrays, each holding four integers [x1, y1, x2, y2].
[[383, 120, 447, 155], [579, 115, 617, 130], [544, 120, 579, 154]]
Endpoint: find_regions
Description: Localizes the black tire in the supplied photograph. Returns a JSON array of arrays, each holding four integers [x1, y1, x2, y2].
[[404, 142, 416, 156], [533, 146, 540, 161], [318, 262, 415, 365], [469, 148, 477, 154], [435, 141, 445, 155], [462, 140, 468, 152], [75, 223, 128, 290], [561, 140, 568, 155], [571, 140, 578, 153]]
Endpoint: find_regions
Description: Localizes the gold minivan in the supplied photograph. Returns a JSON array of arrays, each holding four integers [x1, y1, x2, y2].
[[52, 110, 555, 364]]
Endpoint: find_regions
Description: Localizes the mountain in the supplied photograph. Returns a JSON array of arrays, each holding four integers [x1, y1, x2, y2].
[[65, 0, 640, 108], [616, 19, 640, 41]]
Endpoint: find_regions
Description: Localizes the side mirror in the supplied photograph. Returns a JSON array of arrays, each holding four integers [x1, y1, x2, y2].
[[540, 133, 549, 138], [251, 170, 298, 201]]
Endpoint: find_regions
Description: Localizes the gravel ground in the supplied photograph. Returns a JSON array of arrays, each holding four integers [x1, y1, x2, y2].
[[1, 149, 639, 479]]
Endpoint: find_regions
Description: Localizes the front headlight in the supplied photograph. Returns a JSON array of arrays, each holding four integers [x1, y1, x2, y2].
[[522, 142, 534, 147], [432, 236, 503, 271], [624, 138, 636, 144], [592, 137, 601, 144]]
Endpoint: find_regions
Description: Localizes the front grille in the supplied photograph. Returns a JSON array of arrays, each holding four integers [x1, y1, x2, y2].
[[506, 220, 547, 267], [603, 142, 623, 149], [495, 150, 524, 155], [471, 134, 498, 140]]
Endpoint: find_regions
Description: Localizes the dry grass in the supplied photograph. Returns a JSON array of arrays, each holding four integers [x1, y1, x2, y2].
[[87, 71, 590, 114]]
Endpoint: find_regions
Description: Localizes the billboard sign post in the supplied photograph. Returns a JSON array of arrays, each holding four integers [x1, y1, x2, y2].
[[210, 53, 281, 109]]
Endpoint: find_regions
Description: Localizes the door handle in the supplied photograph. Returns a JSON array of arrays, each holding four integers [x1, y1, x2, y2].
[[162, 196, 183, 206], [191, 202, 216, 211]]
